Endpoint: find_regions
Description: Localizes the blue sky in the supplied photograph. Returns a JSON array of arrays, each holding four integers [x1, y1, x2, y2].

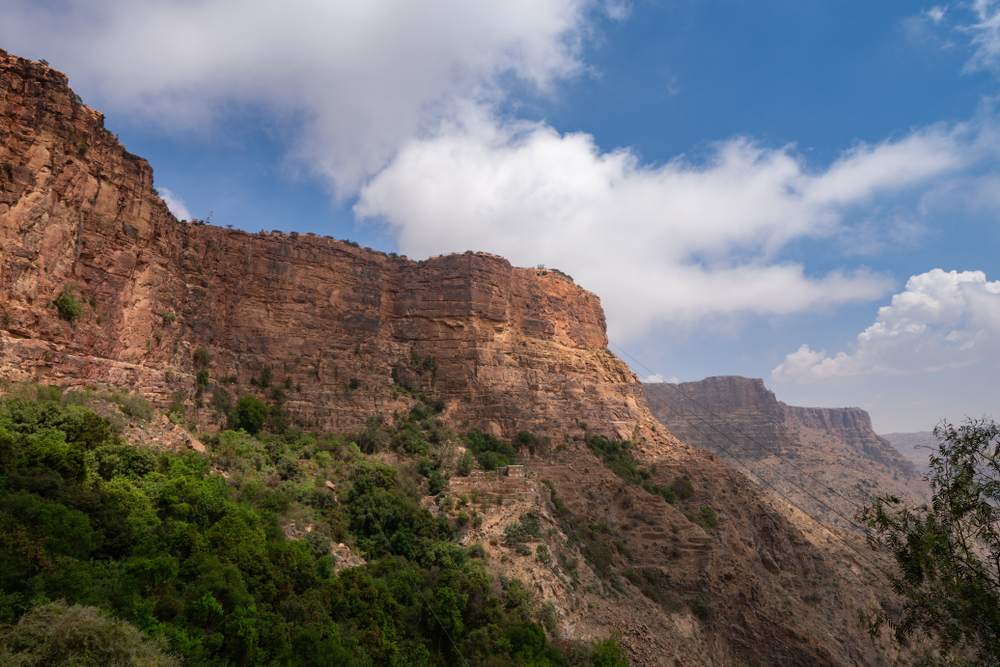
[[4, 0, 1000, 432]]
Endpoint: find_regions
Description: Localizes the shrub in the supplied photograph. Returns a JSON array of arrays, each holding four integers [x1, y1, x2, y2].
[[113, 392, 154, 421], [196, 369, 209, 388], [457, 451, 475, 476], [456, 511, 469, 526], [468, 542, 485, 558], [0, 601, 181, 666], [698, 507, 718, 529], [193, 345, 211, 368], [229, 395, 268, 435], [162, 311, 176, 325], [88, 296, 97, 310], [53, 285, 83, 323], [504, 511, 542, 543], [305, 531, 331, 560], [536, 544, 549, 562], [515, 544, 531, 556], [692, 599, 711, 620], [672, 476, 694, 500], [210, 385, 233, 414], [154, 330, 164, 344]]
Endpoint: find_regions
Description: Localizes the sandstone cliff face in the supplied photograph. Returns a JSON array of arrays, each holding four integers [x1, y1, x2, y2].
[[1, 51, 910, 667], [0, 48, 653, 443], [644, 377, 797, 456], [646, 376, 929, 531], [782, 405, 909, 469]]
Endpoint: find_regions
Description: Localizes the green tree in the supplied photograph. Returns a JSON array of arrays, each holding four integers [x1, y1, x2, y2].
[[229, 396, 268, 435], [858, 418, 1000, 666]]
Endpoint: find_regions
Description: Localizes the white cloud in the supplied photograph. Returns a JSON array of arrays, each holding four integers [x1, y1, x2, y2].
[[772, 269, 1000, 383], [926, 6, 948, 24], [355, 108, 988, 339], [158, 188, 191, 221], [1, 0, 608, 195], [641, 374, 677, 384], [963, 0, 1000, 73]]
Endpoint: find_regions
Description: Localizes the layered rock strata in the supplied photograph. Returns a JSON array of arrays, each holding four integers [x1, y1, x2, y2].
[[0, 50, 912, 667], [646, 376, 929, 531], [0, 48, 658, 443]]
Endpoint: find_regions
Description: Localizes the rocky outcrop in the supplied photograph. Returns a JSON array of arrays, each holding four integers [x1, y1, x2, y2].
[[782, 405, 908, 469], [0, 48, 658, 445], [644, 376, 797, 457], [646, 377, 929, 531]]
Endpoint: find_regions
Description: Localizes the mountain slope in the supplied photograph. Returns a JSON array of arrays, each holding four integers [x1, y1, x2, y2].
[[644, 377, 929, 532], [0, 50, 912, 667]]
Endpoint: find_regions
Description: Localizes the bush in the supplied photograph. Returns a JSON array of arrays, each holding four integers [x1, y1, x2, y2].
[[193, 345, 211, 368], [210, 386, 233, 414], [53, 285, 83, 323], [0, 601, 181, 666], [692, 598, 711, 620], [113, 392, 154, 421], [161, 311, 176, 325], [229, 395, 268, 435], [457, 451, 475, 476], [196, 369, 210, 388], [672, 477, 694, 500], [515, 544, 531, 556]]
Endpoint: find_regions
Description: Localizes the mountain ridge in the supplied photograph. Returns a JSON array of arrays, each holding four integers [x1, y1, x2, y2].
[[0, 49, 913, 667]]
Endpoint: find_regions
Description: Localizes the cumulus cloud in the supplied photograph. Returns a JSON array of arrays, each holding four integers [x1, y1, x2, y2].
[[641, 374, 678, 384], [1, 0, 605, 194], [355, 108, 990, 338], [158, 188, 191, 221], [772, 269, 1000, 382]]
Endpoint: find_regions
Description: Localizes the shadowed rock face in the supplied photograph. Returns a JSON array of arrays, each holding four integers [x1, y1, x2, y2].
[[643, 377, 797, 457], [645, 376, 929, 531], [0, 48, 654, 442]]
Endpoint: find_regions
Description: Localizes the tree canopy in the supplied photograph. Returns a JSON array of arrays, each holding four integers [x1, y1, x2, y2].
[[859, 418, 1000, 666]]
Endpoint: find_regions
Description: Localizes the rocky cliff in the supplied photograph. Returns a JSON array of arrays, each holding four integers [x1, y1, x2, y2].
[[644, 377, 797, 457], [0, 50, 914, 667], [645, 377, 929, 531], [0, 47, 658, 445]]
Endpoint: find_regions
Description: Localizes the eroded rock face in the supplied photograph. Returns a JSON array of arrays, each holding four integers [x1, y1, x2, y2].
[[646, 376, 929, 531], [1, 51, 910, 667], [0, 49, 654, 444]]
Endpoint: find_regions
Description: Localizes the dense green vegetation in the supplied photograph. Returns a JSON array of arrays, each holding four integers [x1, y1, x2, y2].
[[463, 428, 517, 470], [0, 385, 627, 666]]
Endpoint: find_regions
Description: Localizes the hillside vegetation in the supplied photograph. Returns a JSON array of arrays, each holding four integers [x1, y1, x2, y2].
[[0, 383, 627, 667]]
